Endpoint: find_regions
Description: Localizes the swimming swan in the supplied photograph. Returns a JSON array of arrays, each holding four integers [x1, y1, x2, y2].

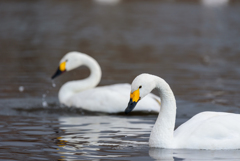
[[125, 73, 240, 149], [51, 52, 160, 113]]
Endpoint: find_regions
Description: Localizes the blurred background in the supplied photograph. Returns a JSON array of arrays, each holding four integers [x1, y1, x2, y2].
[[1, 0, 240, 106], [1, 0, 240, 160]]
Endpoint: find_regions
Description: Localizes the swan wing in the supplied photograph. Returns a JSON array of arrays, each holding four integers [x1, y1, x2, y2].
[[67, 83, 160, 113], [174, 112, 240, 149]]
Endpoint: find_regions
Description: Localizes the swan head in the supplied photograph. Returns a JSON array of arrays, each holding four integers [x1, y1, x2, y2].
[[125, 73, 156, 114], [51, 52, 84, 79]]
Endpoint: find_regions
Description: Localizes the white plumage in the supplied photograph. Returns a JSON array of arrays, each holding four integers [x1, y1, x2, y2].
[[69, 83, 160, 113], [52, 52, 160, 113], [126, 73, 240, 149]]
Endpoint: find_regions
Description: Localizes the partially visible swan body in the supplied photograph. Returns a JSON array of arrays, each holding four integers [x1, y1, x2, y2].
[[125, 73, 240, 150], [51, 52, 160, 113]]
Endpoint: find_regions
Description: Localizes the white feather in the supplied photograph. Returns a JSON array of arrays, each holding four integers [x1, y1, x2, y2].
[[128, 73, 240, 149], [54, 52, 161, 113]]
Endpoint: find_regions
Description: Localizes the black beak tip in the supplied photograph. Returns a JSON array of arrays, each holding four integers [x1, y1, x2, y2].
[[125, 108, 130, 114], [51, 68, 64, 79], [51, 73, 58, 80], [125, 108, 134, 114], [125, 99, 138, 114]]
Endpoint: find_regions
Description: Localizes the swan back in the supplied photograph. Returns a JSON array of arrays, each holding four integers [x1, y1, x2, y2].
[[174, 111, 240, 149], [69, 83, 160, 113]]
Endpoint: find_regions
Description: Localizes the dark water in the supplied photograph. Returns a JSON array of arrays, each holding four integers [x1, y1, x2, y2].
[[1, 0, 240, 160]]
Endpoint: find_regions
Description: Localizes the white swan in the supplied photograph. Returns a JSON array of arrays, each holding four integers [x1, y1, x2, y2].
[[51, 52, 160, 113], [125, 73, 240, 150]]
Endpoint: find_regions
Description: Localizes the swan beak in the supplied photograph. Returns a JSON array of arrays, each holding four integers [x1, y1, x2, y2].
[[125, 89, 140, 114], [51, 62, 66, 79]]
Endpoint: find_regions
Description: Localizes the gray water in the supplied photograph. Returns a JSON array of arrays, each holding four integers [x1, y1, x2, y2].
[[1, 0, 240, 160]]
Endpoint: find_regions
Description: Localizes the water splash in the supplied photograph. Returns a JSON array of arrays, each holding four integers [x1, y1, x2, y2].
[[42, 101, 48, 107], [42, 94, 48, 107], [19, 86, 24, 92], [52, 80, 56, 88], [41, 80, 56, 108]]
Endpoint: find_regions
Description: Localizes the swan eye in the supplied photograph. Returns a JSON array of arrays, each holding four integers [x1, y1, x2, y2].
[[139, 86, 142, 89]]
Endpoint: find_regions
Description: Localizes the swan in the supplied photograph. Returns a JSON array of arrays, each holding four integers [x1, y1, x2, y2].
[[51, 52, 160, 113], [125, 73, 240, 150]]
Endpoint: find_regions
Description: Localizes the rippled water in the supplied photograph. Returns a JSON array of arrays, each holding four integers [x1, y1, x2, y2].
[[1, 0, 240, 160]]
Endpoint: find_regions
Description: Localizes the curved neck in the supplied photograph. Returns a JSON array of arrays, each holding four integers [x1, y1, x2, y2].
[[59, 54, 102, 105], [149, 77, 176, 148]]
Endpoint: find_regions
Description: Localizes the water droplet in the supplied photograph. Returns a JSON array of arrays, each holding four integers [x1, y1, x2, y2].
[[52, 80, 56, 88], [19, 86, 24, 92], [42, 92, 48, 107], [42, 101, 48, 107]]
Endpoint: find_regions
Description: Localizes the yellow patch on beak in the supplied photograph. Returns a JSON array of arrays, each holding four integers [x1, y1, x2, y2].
[[130, 89, 140, 102], [59, 61, 66, 71]]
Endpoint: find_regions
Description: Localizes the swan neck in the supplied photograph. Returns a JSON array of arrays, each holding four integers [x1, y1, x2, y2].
[[83, 55, 102, 87], [59, 54, 102, 105], [149, 77, 176, 148]]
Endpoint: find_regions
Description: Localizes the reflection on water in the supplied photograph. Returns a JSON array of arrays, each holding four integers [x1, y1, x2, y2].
[[2, 112, 240, 160], [57, 116, 153, 160], [58, 116, 151, 146], [0, 114, 154, 160], [0, 115, 62, 160], [1, 0, 240, 160], [149, 148, 240, 161]]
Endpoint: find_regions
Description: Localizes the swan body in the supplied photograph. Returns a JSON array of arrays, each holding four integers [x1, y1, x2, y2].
[[68, 83, 160, 113], [125, 73, 240, 150], [51, 52, 160, 113]]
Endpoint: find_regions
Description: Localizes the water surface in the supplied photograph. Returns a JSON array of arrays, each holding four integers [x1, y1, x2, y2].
[[1, 0, 240, 160]]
